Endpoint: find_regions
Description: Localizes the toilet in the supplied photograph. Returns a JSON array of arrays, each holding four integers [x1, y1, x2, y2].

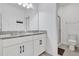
[[68, 34, 77, 51]]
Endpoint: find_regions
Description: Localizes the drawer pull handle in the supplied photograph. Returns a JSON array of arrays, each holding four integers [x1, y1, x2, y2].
[[20, 46, 22, 54], [23, 45, 24, 52], [40, 40, 42, 45]]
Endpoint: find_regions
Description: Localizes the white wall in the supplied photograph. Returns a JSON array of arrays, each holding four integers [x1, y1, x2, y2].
[[29, 3, 58, 55], [58, 4, 79, 46], [38, 3, 58, 56], [0, 4, 29, 31]]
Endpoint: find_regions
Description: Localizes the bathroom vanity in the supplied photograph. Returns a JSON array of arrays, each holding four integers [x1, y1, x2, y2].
[[0, 31, 47, 56]]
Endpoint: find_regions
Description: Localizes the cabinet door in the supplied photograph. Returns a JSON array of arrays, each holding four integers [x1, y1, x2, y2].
[[34, 34, 47, 56], [3, 44, 22, 56], [39, 34, 47, 54], [22, 40, 34, 56], [34, 39, 40, 56]]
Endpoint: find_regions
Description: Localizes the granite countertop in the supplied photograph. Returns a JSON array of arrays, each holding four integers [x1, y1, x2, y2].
[[0, 30, 47, 39]]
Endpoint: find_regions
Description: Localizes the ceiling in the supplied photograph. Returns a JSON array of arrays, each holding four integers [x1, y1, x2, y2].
[[6, 3, 39, 11]]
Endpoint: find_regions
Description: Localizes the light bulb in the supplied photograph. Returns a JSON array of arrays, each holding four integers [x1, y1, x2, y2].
[[18, 3, 33, 9], [27, 3, 33, 8]]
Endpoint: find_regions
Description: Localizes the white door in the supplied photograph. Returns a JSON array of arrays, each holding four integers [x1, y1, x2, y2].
[[3, 44, 22, 56], [22, 40, 34, 56]]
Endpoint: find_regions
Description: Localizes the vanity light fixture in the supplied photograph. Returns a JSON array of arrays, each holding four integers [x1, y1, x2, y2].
[[18, 3, 33, 9]]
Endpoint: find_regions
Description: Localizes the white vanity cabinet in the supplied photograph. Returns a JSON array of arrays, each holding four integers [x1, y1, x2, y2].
[[3, 41, 34, 56], [34, 34, 47, 56], [0, 33, 47, 56]]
